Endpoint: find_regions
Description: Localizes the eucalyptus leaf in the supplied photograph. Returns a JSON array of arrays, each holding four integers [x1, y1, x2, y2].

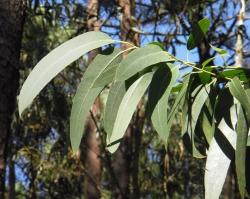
[[168, 75, 190, 131], [229, 77, 250, 121], [201, 110, 213, 144], [187, 18, 210, 50], [70, 47, 122, 151], [19, 31, 114, 116], [201, 102, 215, 145], [107, 72, 154, 153], [202, 57, 215, 68], [205, 118, 236, 199], [210, 44, 228, 56], [236, 106, 248, 198], [188, 84, 211, 158], [104, 81, 127, 139], [149, 64, 179, 142], [219, 69, 250, 81], [115, 44, 174, 82]]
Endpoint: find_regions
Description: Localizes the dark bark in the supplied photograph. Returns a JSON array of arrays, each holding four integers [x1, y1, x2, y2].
[[0, 0, 25, 198], [83, 118, 101, 199], [131, 125, 142, 198], [113, 127, 132, 199], [8, 146, 16, 199]]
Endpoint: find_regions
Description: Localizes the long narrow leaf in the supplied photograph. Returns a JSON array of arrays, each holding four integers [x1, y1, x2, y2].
[[229, 77, 250, 121], [104, 81, 127, 139], [107, 72, 154, 153], [149, 64, 179, 142], [188, 85, 210, 158], [19, 31, 114, 116], [168, 75, 190, 132], [115, 44, 174, 82], [236, 106, 248, 198], [205, 111, 237, 199], [70, 48, 122, 151]]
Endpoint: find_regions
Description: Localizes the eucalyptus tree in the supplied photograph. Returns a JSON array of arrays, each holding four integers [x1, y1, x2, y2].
[[18, 14, 250, 199]]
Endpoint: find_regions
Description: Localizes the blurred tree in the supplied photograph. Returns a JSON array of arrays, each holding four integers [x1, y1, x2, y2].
[[0, 1, 26, 198], [82, 0, 102, 198]]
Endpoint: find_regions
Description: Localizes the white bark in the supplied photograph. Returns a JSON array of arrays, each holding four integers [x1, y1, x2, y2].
[[235, 0, 245, 66]]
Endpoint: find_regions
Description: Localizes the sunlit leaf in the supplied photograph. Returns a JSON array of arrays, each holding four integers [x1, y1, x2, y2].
[[205, 117, 236, 199], [171, 83, 183, 93], [236, 106, 248, 198], [219, 68, 250, 81], [247, 136, 250, 146], [19, 31, 114, 116], [188, 84, 211, 158], [70, 47, 122, 151], [201, 105, 215, 145], [148, 64, 179, 142], [104, 81, 127, 139], [202, 57, 215, 68], [210, 44, 228, 56], [168, 75, 190, 131], [229, 77, 250, 121], [107, 72, 154, 153], [115, 44, 174, 81]]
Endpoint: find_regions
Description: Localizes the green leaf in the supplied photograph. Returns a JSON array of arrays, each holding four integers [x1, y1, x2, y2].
[[247, 135, 250, 146], [210, 44, 228, 56], [148, 64, 179, 142], [171, 83, 183, 93], [18, 31, 114, 116], [219, 68, 250, 81], [168, 75, 190, 130], [181, 99, 189, 136], [148, 42, 165, 50], [70, 47, 122, 151], [107, 72, 154, 153], [236, 106, 248, 198], [202, 57, 215, 68], [188, 84, 211, 158], [181, 76, 193, 136], [115, 44, 174, 82], [198, 67, 213, 84], [93, 54, 123, 87], [104, 81, 127, 139], [205, 117, 237, 199], [229, 77, 250, 121], [201, 105, 214, 145], [187, 18, 210, 50]]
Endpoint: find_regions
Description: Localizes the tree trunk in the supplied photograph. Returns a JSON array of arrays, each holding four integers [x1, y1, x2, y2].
[[0, 1, 25, 198], [112, 1, 140, 198], [235, 0, 245, 67], [83, 0, 102, 198]]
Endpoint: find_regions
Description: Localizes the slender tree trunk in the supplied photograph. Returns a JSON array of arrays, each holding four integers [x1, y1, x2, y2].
[[131, 125, 142, 198], [83, 1, 102, 198], [0, 1, 25, 198], [235, 0, 245, 67]]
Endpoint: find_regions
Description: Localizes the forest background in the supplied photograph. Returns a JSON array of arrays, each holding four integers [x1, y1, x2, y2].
[[0, 0, 250, 198]]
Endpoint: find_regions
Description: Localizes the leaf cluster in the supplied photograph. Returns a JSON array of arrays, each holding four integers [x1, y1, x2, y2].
[[18, 19, 250, 199]]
